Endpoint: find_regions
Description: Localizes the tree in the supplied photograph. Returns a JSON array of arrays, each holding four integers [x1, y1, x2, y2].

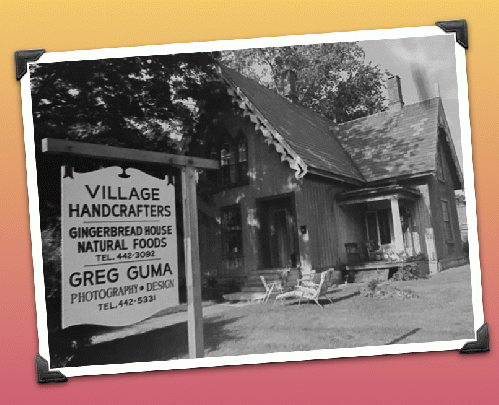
[[30, 52, 228, 153], [30, 52, 234, 219], [29, 53, 235, 365], [221, 42, 389, 123]]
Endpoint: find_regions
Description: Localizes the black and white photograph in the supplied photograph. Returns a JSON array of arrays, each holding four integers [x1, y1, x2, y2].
[[21, 26, 483, 377]]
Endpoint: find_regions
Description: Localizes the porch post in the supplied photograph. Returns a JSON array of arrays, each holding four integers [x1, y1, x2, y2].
[[390, 197, 405, 254]]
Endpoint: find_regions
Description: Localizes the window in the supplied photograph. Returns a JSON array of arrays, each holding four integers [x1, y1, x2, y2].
[[437, 148, 446, 182], [209, 144, 219, 161], [229, 146, 237, 184], [220, 144, 232, 186], [441, 199, 453, 242], [216, 130, 249, 187], [377, 209, 391, 245], [365, 209, 391, 246], [204, 129, 249, 188], [221, 205, 243, 256], [237, 131, 249, 184], [366, 212, 379, 244], [206, 144, 219, 183]]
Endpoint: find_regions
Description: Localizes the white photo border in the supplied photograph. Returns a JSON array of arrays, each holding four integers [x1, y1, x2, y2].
[[20, 25, 484, 378]]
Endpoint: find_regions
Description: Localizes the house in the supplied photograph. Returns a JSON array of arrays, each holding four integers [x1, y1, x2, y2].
[[194, 65, 466, 289]]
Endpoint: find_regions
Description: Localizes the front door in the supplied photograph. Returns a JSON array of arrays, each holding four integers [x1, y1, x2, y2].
[[258, 194, 298, 269], [270, 208, 293, 268]]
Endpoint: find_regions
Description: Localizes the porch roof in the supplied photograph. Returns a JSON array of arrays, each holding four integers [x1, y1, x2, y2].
[[336, 185, 421, 205]]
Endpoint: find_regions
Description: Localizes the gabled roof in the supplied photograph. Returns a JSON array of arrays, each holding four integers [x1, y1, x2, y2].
[[436, 99, 464, 189], [333, 98, 440, 183], [220, 65, 364, 184], [220, 65, 462, 188]]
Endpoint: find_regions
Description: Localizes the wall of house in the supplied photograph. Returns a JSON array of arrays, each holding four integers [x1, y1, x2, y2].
[[334, 202, 367, 263], [197, 198, 221, 275], [427, 139, 464, 266], [399, 179, 432, 261], [197, 111, 469, 278], [295, 177, 346, 271], [397, 139, 463, 270], [197, 109, 361, 278], [197, 110, 306, 279]]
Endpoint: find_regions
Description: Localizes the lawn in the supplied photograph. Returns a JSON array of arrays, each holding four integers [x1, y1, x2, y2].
[[68, 265, 475, 367]]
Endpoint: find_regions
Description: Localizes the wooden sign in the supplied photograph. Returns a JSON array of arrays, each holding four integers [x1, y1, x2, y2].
[[61, 166, 178, 328]]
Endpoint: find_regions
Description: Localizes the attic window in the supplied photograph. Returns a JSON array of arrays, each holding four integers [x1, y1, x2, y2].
[[217, 130, 249, 187], [220, 144, 235, 186], [206, 144, 220, 183], [209, 144, 219, 161], [203, 128, 250, 188], [237, 130, 249, 184], [437, 147, 446, 182]]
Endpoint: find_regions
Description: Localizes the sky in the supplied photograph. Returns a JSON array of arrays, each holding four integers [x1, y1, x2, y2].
[[359, 34, 463, 166]]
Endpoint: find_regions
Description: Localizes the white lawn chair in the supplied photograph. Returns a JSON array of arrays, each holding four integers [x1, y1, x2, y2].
[[297, 270, 333, 309], [260, 276, 284, 303], [275, 270, 333, 308]]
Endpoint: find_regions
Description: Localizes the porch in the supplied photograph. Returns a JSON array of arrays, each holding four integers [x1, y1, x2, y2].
[[336, 185, 426, 282]]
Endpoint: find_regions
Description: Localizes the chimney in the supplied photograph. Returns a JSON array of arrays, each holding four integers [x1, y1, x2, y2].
[[434, 82, 441, 98], [387, 75, 404, 112], [281, 69, 299, 103]]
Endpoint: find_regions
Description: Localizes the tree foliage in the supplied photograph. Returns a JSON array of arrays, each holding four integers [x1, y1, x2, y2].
[[221, 42, 389, 123], [30, 52, 228, 153], [30, 54, 233, 362], [30, 52, 235, 220]]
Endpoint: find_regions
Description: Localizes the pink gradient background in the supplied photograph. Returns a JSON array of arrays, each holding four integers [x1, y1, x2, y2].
[[1, 2, 498, 403]]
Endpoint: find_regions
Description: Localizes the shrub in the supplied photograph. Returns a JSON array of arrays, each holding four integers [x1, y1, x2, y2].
[[40, 219, 62, 333], [360, 281, 420, 299], [40, 218, 89, 368], [200, 275, 241, 302], [392, 262, 419, 281], [359, 278, 381, 297], [367, 279, 379, 292], [405, 252, 426, 262]]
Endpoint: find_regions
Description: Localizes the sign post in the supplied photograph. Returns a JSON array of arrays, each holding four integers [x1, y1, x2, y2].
[[43, 138, 219, 358], [182, 167, 204, 358]]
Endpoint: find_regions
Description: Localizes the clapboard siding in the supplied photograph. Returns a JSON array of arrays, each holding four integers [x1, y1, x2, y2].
[[197, 112, 464, 279], [198, 112, 304, 277], [296, 178, 342, 270], [333, 201, 366, 263], [428, 140, 463, 262], [407, 182, 432, 260]]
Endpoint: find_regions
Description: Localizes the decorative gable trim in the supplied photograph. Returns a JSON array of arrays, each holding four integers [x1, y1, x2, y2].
[[221, 70, 308, 179]]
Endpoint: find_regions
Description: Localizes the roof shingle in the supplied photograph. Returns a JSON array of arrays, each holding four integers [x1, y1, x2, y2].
[[334, 98, 440, 182], [221, 66, 364, 183], [221, 65, 442, 185]]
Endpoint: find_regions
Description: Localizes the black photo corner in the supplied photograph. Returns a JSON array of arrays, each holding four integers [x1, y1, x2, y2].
[[35, 355, 68, 384], [15, 49, 45, 80]]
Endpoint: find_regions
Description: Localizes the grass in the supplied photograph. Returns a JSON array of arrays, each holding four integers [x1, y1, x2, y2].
[[67, 265, 475, 367]]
